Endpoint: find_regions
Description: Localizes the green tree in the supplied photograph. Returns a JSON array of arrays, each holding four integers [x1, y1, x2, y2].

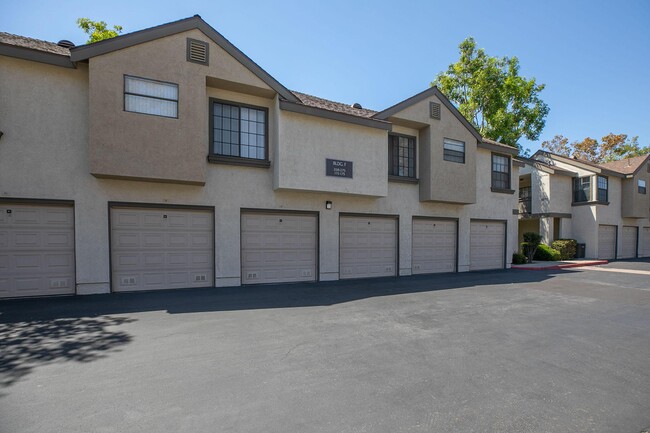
[[433, 37, 549, 151], [77, 18, 123, 44], [541, 133, 649, 163]]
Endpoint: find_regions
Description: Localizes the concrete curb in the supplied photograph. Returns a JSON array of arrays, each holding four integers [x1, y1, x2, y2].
[[511, 260, 608, 271]]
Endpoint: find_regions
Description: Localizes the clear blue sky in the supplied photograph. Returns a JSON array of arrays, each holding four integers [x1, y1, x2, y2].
[[3, 0, 649, 153]]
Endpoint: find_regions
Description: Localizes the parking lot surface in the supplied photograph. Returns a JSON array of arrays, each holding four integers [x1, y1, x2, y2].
[[1, 260, 649, 433]]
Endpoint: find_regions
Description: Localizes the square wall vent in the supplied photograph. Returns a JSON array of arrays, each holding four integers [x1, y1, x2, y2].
[[187, 38, 209, 65]]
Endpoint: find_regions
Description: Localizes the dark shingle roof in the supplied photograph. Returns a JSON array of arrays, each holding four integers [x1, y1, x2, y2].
[[0, 32, 71, 56], [292, 91, 377, 119], [598, 154, 649, 175]]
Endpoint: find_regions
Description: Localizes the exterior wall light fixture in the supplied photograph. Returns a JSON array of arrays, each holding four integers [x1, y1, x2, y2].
[[325, 201, 332, 210]]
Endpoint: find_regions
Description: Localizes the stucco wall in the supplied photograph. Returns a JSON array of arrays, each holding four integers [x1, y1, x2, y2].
[[87, 29, 274, 185], [622, 165, 650, 218], [571, 205, 598, 258], [549, 175, 573, 214], [275, 111, 388, 197]]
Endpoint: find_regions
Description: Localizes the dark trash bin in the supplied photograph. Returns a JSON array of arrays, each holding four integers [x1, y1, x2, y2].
[[576, 243, 586, 258]]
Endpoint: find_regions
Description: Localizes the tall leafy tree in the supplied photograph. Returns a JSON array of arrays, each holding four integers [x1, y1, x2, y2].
[[541, 133, 649, 163], [77, 18, 123, 44], [433, 38, 549, 151]]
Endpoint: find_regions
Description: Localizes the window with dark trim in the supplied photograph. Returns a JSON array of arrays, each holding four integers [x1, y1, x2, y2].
[[597, 175, 608, 202], [573, 176, 591, 202], [491, 154, 511, 190], [124, 75, 178, 118], [210, 99, 268, 161], [388, 134, 416, 178], [443, 138, 465, 163], [639, 179, 647, 194]]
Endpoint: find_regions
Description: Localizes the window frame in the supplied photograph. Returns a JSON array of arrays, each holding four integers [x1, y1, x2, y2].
[[208, 98, 270, 167], [491, 153, 511, 191], [597, 175, 608, 203], [123, 75, 179, 119], [388, 133, 417, 180], [443, 138, 465, 164], [639, 179, 647, 194], [573, 176, 592, 203]]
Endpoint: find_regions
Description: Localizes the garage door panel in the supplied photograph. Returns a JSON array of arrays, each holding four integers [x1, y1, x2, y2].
[[143, 253, 165, 266], [470, 221, 505, 271], [412, 219, 457, 275], [619, 226, 637, 259], [0, 204, 76, 298], [241, 212, 318, 285], [10, 208, 40, 225], [598, 225, 616, 260], [641, 228, 650, 257], [111, 207, 214, 292], [14, 232, 41, 248], [340, 216, 397, 279]]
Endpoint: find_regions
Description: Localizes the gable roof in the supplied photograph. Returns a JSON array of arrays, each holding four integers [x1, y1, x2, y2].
[[598, 154, 650, 176], [0, 31, 74, 68], [372, 86, 483, 142], [533, 151, 626, 177], [517, 156, 577, 176], [69, 15, 299, 103]]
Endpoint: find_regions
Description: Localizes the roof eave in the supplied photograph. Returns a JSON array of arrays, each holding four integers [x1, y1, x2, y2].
[[534, 151, 626, 178], [0, 43, 74, 68], [478, 140, 518, 156]]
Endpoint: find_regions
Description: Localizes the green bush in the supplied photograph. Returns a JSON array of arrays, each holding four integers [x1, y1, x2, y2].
[[534, 244, 561, 261], [512, 253, 527, 264], [521, 232, 542, 263], [551, 239, 577, 260]]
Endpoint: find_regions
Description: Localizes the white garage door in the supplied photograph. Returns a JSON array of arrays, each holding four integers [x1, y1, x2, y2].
[[0, 202, 75, 298], [340, 215, 397, 279], [470, 220, 505, 271], [241, 212, 318, 285], [412, 218, 456, 274], [619, 226, 638, 259], [110, 206, 213, 292], [641, 227, 650, 258], [598, 225, 617, 260]]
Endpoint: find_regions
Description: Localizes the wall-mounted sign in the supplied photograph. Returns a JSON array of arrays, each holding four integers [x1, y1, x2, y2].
[[326, 159, 353, 178]]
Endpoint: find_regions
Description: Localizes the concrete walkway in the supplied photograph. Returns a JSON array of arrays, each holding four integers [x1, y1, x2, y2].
[[511, 259, 608, 270]]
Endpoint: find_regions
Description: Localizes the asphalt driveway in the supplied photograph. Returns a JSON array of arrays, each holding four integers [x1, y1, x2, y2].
[[1, 260, 649, 433]]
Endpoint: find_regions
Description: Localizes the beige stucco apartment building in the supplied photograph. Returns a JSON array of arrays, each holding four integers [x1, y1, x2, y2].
[[518, 151, 650, 259], [0, 16, 521, 298]]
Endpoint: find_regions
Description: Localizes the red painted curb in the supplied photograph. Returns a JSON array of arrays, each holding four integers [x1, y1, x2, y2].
[[511, 260, 608, 271]]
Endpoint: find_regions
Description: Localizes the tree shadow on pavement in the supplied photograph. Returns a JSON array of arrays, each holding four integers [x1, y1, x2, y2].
[[0, 316, 134, 389]]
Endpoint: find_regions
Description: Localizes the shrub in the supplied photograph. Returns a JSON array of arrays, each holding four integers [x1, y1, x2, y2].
[[512, 253, 527, 265], [534, 244, 561, 261], [551, 239, 577, 260], [522, 232, 542, 263]]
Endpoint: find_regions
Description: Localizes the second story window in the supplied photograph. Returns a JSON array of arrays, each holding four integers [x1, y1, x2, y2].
[[388, 134, 416, 178], [443, 138, 465, 163], [639, 179, 647, 194], [597, 175, 608, 202], [573, 176, 591, 202], [210, 100, 268, 161], [491, 154, 511, 190], [124, 75, 178, 118]]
